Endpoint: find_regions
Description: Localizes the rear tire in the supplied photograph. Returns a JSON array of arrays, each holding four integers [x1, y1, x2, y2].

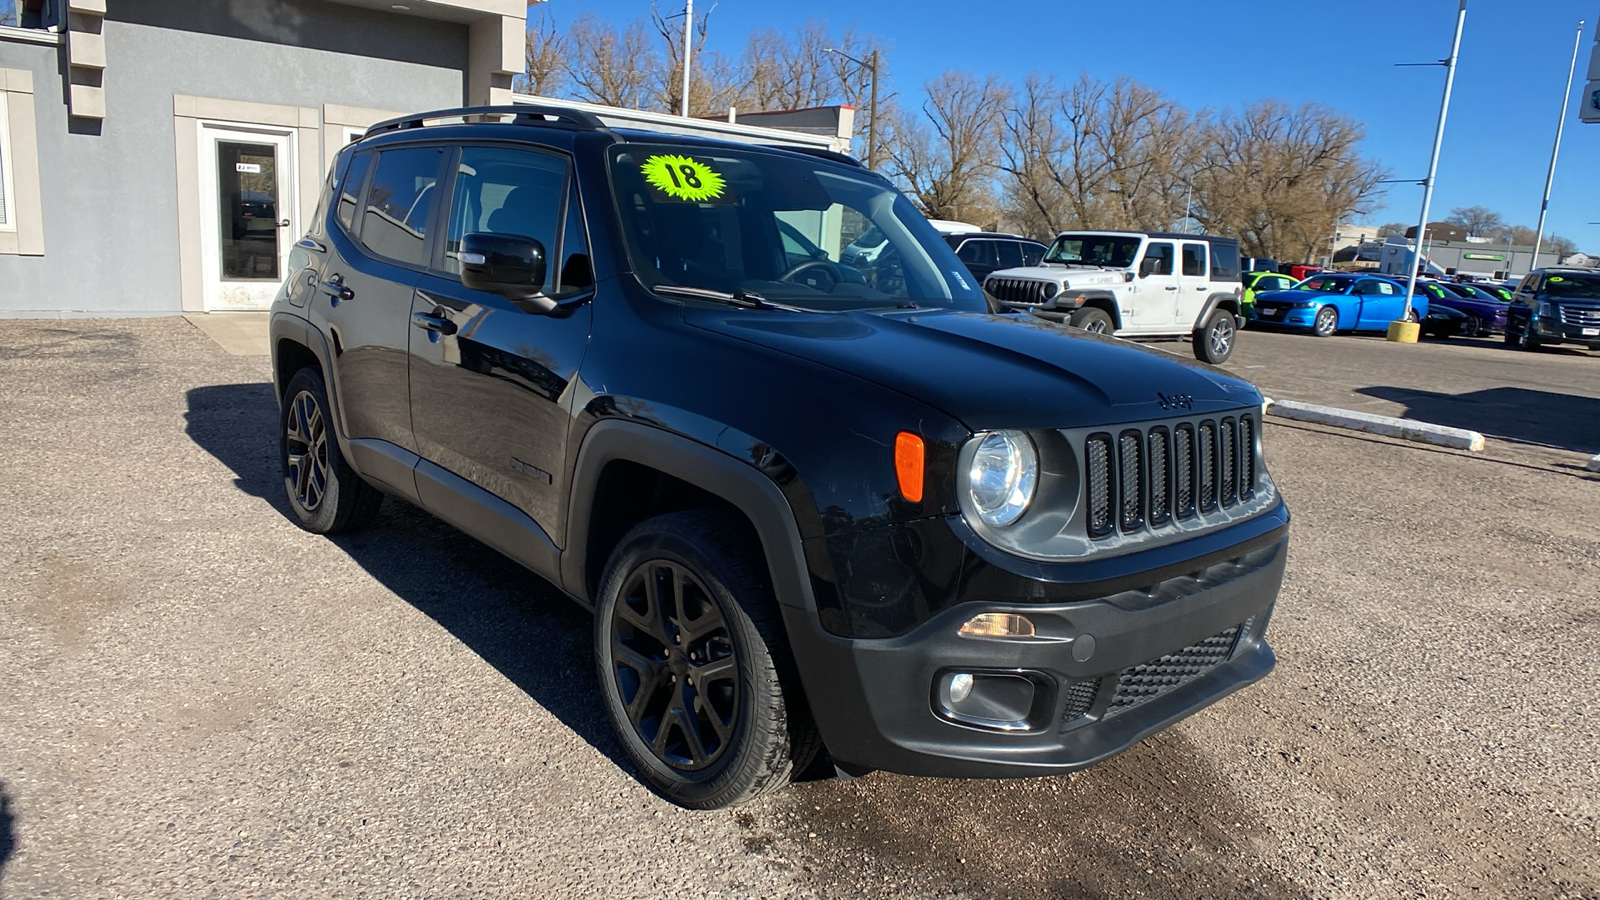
[[1459, 312, 1480, 337], [594, 510, 819, 809], [1193, 308, 1236, 364], [1067, 306, 1114, 334], [279, 367, 383, 534]]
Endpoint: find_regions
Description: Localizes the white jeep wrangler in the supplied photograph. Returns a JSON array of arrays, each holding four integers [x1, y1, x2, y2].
[[984, 230, 1245, 364]]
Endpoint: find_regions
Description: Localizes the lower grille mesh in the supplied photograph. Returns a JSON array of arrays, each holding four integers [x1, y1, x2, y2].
[[1062, 679, 1100, 721], [1105, 623, 1245, 717]]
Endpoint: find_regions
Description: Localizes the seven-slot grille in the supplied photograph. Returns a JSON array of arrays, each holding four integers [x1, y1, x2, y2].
[[1085, 414, 1258, 539], [986, 277, 1056, 308], [1558, 305, 1600, 327]]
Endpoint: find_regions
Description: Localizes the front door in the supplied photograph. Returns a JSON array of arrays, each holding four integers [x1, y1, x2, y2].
[[1128, 241, 1178, 333], [199, 124, 296, 311]]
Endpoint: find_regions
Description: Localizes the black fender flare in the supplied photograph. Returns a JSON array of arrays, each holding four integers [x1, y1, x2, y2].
[[1060, 290, 1121, 327], [561, 419, 817, 619], [269, 311, 369, 483], [1195, 293, 1242, 331]]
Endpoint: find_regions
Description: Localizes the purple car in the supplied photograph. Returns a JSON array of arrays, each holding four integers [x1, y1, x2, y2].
[[1416, 281, 1509, 336]]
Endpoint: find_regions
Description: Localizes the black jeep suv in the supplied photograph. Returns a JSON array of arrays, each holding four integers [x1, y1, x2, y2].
[[270, 106, 1290, 809]]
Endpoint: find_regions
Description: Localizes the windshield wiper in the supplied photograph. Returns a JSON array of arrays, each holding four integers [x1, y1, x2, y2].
[[651, 284, 815, 313]]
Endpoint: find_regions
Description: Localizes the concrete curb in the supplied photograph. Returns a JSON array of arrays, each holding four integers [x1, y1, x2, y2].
[[1266, 399, 1486, 452], [1588, 454, 1600, 472]]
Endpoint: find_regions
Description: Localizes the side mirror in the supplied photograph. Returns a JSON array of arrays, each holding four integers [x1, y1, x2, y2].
[[461, 232, 550, 308], [1139, 258, 1157, 278]]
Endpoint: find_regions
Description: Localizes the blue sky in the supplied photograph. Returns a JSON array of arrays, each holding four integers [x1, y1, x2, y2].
[[551, 0, 1600, 249]]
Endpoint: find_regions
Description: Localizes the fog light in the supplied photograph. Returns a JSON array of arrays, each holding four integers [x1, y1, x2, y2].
[[949, 672, 974, 702], [959, 612, 1036, 638]]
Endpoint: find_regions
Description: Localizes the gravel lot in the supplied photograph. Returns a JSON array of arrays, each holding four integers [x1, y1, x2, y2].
[[1, 318, 1596, 899]]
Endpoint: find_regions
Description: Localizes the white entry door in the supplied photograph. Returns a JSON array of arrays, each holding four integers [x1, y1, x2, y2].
[[198, 124, 297, 311]]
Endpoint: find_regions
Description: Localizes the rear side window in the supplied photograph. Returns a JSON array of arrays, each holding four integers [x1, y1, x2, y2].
[[995, 241, 1024, 269], [956, 240, 997, 268], [337, 150, 372, 233], [1208, 242, 1240, 280], [1181, 243, 1207, 277], [1021, 242, 1046, 266], [359, 146, 445, 266]]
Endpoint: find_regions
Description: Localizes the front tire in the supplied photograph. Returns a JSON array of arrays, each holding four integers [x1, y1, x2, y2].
[[594, 510, 818, 809], [1067, 306, 1114, 334], [1312, 306, 1338, 338], [279, 367, 383, 533], [1459, 312, 1481, 337], [1193, 308, 1236, 364]]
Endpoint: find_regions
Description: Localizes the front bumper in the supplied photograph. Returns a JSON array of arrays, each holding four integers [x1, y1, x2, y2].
[[786, 512, 1288, 778], [1249, 306, 1316, 329], [1534, 315, 1600, 348]]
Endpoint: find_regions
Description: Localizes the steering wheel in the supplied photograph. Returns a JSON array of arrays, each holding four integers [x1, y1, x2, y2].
[[778, 258, 844, 289]]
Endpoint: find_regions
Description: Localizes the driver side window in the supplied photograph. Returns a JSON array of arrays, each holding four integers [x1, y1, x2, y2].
[[443, 146, 569, 293], [1144, 242, 1174, 275]]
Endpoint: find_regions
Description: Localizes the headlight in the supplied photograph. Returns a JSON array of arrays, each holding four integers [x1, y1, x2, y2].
[[967, 431, 1038, 526], [1043, 283, 1060, 299], [1538, 302, 1556, 318]]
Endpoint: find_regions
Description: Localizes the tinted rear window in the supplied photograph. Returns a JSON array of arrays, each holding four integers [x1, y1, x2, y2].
[[1208, 242, 1240, 281]]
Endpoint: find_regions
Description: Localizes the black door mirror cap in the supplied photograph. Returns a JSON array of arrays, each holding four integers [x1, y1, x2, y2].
[[460, 231, 551, 307]]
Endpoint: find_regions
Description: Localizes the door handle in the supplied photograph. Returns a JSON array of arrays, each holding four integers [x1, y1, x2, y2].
[[1195, 286, 1207, 291], [318, 276, 354, 303], [1164, 286, 1179, 291], [411, 311, 457, 336], [276, 219, 292, 227]]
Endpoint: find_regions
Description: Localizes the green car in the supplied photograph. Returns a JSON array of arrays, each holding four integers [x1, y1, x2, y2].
[[1241, 271, 1297, 320]]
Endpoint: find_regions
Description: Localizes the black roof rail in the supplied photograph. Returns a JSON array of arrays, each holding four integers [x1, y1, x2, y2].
[[363, 104, 609, 138], [758, 143, 864, 168]]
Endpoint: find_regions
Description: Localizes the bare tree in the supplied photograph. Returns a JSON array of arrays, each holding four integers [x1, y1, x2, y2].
[[1377, 222, 1408, 238], [1545, 233, 1578, 258], [1193, 101, 1387, 261], [516, 9, 565, 97], [1502, 225, 1539, 246], [563, 14, 655, 109], [1444, 205, 1505, 239], [645, 1, 745, 116], [882, 71, 1009, 225]]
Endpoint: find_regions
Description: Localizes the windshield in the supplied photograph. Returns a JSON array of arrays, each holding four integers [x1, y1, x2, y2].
[[608, 145, 986, 311], [1445, 283, 1505, 303], [1541, 273, 1600, 300], [1043, 234, 1142, 268], [1296, 275, 1355, 293]]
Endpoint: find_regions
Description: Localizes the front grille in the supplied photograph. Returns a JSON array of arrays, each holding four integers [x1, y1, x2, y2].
[[1558, 305, 1600, 327], [987, 277, 1055, 308], [1105, 622, 1247, 717], [1083, 414, 1259, 540]]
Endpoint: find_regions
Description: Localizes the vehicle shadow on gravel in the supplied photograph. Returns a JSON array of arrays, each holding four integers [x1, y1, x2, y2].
[[182, 383, 632, 774], [1358, 385, 1600, 453], [0, 782, 15, 883], [757, 730, 1304, 900]]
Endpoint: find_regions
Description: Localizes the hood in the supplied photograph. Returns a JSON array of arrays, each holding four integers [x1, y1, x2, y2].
[[985, 265, 1127, 289], [685, 307, 1262, 432]]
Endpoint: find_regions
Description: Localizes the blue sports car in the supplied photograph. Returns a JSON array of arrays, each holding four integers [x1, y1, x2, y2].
[[1249, 273, 1427, 337]]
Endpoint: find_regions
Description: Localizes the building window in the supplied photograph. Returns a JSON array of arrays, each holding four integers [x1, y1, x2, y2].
[[1, 0, 64, 31], [0, 93, 15, 232]]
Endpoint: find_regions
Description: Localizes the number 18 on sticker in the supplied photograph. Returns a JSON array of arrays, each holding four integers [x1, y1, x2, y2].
[[641, 154, 727, 203]]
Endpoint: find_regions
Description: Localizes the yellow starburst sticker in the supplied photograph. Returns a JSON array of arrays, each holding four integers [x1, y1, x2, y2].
[[640, 154, 726, 202]]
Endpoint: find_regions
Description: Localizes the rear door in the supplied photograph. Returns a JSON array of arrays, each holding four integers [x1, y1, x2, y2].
[[312, 143, 446, 483], [407, 143, 594, 547], [1174, 240, 1211, 328]]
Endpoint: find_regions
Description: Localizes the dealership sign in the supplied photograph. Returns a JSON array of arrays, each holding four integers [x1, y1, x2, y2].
[[1463, 253, 1505, 261]]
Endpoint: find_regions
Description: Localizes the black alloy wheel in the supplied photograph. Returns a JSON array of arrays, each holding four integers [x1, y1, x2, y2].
[[1459, 312, 1480, 337], [609, 559, 739, 773], [279, 367, 383, 533], [1312, 306, 1338, 338], [594, 510, 818, 809]]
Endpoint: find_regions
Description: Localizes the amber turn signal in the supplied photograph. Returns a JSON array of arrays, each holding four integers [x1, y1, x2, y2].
[[894, 431, 924, 502], [959, 613, 1037, 638]]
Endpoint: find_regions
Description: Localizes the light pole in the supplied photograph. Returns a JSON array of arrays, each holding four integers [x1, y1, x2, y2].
[[680, 0, 693, 117], [1530, 20, 1586, 268], [1393, 0, 1468, 342], [824, 47, 879, 169], [1181, 161, 1231, 235]]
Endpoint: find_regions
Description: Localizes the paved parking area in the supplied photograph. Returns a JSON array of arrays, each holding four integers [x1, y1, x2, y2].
[[1, 318, 1596, 899]]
